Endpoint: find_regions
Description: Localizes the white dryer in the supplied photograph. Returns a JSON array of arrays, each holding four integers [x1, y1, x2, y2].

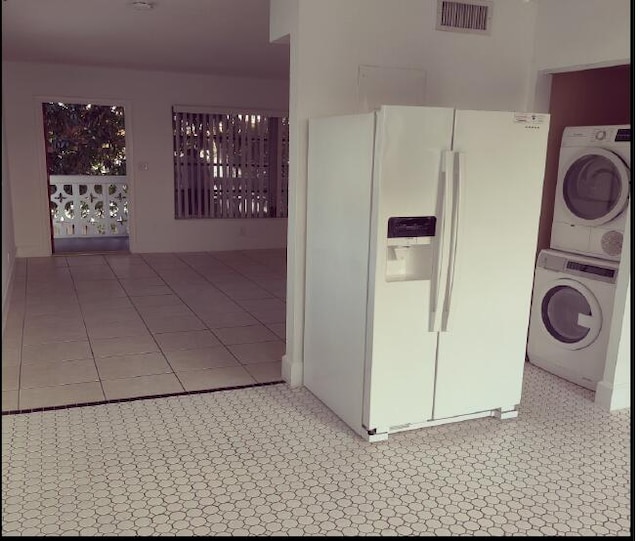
[[527, 249, 618, 391], [550, 125, 630, 261]]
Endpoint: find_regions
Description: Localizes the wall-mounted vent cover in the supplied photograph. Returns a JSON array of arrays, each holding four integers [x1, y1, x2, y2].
[[436, 1, 493, 35]]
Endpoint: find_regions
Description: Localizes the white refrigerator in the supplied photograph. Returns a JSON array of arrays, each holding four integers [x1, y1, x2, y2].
[[304, 106, 550, 442]]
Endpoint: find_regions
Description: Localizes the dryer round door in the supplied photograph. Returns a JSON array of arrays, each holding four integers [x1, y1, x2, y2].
[[538, 278, 603, 351], [560, 148, 630, 226]]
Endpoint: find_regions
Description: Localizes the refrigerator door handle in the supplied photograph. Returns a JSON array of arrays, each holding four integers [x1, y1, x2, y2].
[[442, 151, 463, 331], [432, 150, 455, 332]]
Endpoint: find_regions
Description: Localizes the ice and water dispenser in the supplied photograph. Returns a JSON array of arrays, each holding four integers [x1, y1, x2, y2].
[[385, 216, 436, 282]]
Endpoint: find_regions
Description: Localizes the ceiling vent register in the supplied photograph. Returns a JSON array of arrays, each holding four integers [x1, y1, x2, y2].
[[436, 0, 493, 35]]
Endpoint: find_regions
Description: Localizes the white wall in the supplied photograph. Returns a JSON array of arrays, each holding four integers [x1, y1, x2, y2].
[[595, 211, 631, 411], [276, 0, 540, 384], [2, 61, 289, 257], [270, 0, 297, 44], [527, 0, 631, 111], [2, 112, 17, 333], [533, 0, 631, 73]]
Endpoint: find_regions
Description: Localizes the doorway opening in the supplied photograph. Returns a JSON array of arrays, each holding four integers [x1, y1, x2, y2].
[[42, 101, 130, 254]]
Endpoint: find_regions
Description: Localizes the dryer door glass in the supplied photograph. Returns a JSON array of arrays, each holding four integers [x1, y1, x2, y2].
[[541, 285, 595, 344], [563, 154, 624, 221]]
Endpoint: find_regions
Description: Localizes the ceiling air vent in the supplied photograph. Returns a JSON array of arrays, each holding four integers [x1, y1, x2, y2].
[[436, 0, 493, 35]]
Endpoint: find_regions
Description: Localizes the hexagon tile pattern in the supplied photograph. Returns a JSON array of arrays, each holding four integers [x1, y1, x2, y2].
[[1, 363, 630, 536]]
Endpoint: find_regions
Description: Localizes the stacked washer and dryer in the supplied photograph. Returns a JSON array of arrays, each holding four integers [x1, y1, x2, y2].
[[527, 125, 631, 390]]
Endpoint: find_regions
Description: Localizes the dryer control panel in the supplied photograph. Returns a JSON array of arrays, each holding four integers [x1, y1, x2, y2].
[[562, 124, 631, 146]]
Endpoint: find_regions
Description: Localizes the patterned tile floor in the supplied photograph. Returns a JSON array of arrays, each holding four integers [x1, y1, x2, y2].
[[2, 250, 287, 412], [1, 362, 630, 536], [1, 249, 631, 535]]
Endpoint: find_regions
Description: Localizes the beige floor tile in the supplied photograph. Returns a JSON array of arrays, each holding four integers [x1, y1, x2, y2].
[[130, 294, 185, 308], [2, 333, 22, 352], [142, 258, 188, 270], [91, 334, 159, 358], [250, 308, 286, 324], [2, 312, 25, 340], [102, 373, 184, 400], [175, 365, 255, 391], [165, 347, 239, 372], [66, 255, 107, 266], [177, 287, 229, 301], [2, 390, 19, 411], [142, 315, 206, 334], [27, 270, 71, 283], [81, 308, 144, 326], [137, 304, 194, 318], [200, 311, 260, 330], [4, 309, 25, 328], [112, 267, 159, 279], [25, 291, 78, 304], [85, 319, 148, 340], [243, 361, 283, 383], [218, 285, 273, 301], [228, 341, 286, 365], [22, 340, 93, 364], [19, 381, 105, 409], [70, 266, 116, 281], [20, 359, 99, 389], [22, 327, 88, 347], [96, 352, 172, 380], [266, 323, 286, 340], [154, 330, 222, 352], [73, 278, 120, 293], [125, 285, 173, 297], [187, 300, 246, 315], [78, 297, 134, 310], [213, 325, 279, 345], [235, 298, 284, 311], [75, 281, 126, 300], [23, 312, 84, 326], [28, 255, 69, 267], [23, 316, 85, 333], [1, 346, 21, 367], [26, 285, 75, 297], [24, 298, 82, 317], [118, 277, 167, 288], [2, 365, 20, 391]]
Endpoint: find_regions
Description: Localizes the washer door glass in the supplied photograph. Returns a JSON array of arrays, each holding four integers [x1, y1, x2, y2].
[[563, 151, 628, 223], [541, 285, 598, 345]]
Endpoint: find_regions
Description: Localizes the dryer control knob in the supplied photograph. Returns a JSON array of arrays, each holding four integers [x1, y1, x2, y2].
[[601, 230, 623, 257], [595, 129, 607, 141]]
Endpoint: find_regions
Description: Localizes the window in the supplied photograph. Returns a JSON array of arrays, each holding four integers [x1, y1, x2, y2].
[[172, 107, 289, 219]]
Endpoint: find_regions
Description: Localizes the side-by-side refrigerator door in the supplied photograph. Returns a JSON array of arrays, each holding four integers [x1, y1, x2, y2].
[[432, 110, 550, 420], [363, 106, 454, 434]]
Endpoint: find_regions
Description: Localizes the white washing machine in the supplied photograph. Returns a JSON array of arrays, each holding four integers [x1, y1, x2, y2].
[[527, 249, 618, 391], [550, 125, 630, 261]]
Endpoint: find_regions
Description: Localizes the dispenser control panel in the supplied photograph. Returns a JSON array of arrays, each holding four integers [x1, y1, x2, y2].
[[387, 216, 436, 238]]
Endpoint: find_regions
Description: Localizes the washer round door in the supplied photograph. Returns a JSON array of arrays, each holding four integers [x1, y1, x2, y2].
[[560, 148, 630, 226], [539, 278, 602, 351]]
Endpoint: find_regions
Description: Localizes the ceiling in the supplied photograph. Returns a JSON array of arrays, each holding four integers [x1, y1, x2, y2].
[[1, 0, 289, 80]]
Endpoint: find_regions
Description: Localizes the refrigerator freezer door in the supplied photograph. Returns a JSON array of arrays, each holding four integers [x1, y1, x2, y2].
[[432, 110, 550, 419], [363, 106, 454, 432], [304, 112, 376, 437]]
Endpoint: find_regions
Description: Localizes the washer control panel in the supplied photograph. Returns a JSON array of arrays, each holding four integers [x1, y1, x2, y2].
[[537, 251, 618, 284]]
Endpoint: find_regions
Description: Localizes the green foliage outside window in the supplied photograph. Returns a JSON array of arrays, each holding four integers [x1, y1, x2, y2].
[[43, 102, 127, 175]]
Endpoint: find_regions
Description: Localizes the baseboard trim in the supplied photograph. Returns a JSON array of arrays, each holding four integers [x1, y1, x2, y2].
[[595, 380, 630, 411], [281, 354, 303, 387], [2, 252, 15, 338]]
